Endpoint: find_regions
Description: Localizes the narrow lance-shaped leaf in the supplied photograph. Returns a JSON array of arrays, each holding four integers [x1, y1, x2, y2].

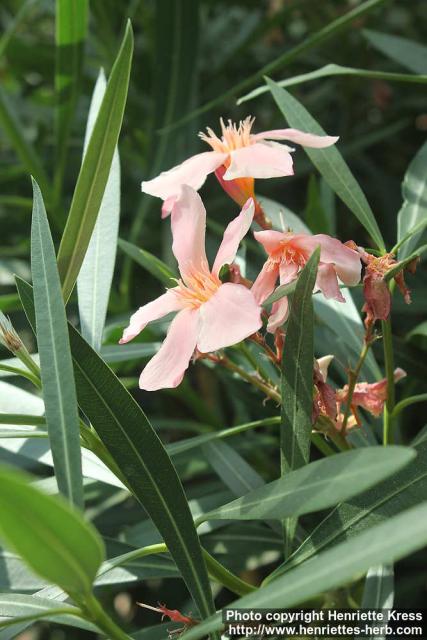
[[363, 29, 427, 75], [197, 447, 415, 524], [0, 466, 104, 599], [179, 502, 427, 640], [268, 438, 427, 580], [16, 278, 217, 625], [57, 21, 133, 302], [54, 0, 88, 200], [281, 246, 319, 555], [118, 238, 176, 286], [30, 179, 83, 508], [362, 564, 394, 640], [397, 140, 427, 259], [238, 62, 427, 104], [77, 69, 121, 351], [266, 78, 385, 251]]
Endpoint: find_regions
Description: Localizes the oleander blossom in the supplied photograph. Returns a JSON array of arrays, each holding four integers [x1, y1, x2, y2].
[[252, 231, 361, 332], [141, 116, 338, 219], [119, 185, 262, 391]]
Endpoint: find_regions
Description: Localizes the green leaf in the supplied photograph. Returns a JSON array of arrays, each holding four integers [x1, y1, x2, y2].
[[202, 440, 264, 497], [0, 0, 36, 60], [258, 196, 310, 234], [280, 247, 320, 475], [159, 0, 390, 132], [54, 0, 88, 199], [57, 21, 133, 302], [180, 502, 427, 640], [77, 69, 121, 351], [266, 78, 385, 251], [280, 247, 319, 552], [100, 342, 161, 363], [0, 466, 104, 598], [16, 279, 216, 622], [238, 62, 427, 104], [31, 178, 83, 508], [363, 29, 427, 75], [362, 565, 394, 615], [0, 294, 21, 313], [305, 175, 332, 235], [197, 446, 415, 524], [397, 140, 427, 259], [0, 593, 94, 632], [118, 238, 176, 286], [270, 438, 427, 578]]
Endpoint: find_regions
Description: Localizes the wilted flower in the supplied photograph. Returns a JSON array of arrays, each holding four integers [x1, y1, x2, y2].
[[141, 116, 338, 222], [337, 368, 406, 421], [347, 244, 417, 329], [137, 601, 199, 632], [120, 186, 262, 391], [252, 231, 361, 332], [313, 355, 337, 424]]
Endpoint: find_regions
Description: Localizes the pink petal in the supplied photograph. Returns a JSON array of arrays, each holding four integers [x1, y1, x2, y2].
[[316, 263, 345, 302], [295, 234, 361, 286], [266, 262, 298, 333], [119, 290, 182, 344], [223, 142, 294, 180], [267, 297, 289, 333], [197, 283, 262, 353], [141, 151, 227, 202], [139, 308, 199, 391], [252, 262, 279, 304], [212, 198, 255, 276], [253, 229, 286, 255], [171, 185, 210, 280], [161, 196, 177, 218], [255, 128, 339, 148]]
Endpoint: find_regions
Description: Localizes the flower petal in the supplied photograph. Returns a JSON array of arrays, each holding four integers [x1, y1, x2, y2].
[[316, 263, 345, 302], [141, 151, 227, 202], [255, 128, 339, 148], [252, 262, 279, 304], [139, 308, 199, 391], [253, 229, 286, 255], [197, 283, 262, 353], [223, 142, 294, 180], [212, 198, 255, 276], [171, 185, 209, 280], [267, 297, 289, 333], [119, 290, 182, 344], [295, 234, 361, 286]]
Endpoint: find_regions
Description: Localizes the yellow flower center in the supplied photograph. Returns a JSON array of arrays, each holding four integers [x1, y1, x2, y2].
[[173, 269, 221, 309], [199, 116, 255, 153]]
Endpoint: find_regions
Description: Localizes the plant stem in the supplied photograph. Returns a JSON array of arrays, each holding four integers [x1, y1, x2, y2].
[[81, 593, 132, 640], [341, 339, 371, 435], [215, 354, 281, 403], [392, 393, 427, 418], [382, 318, 395, 445], [202, 550, 256, 596]]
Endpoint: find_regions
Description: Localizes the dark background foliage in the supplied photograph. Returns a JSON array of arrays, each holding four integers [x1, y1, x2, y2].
[[0, 1, 426, 637]]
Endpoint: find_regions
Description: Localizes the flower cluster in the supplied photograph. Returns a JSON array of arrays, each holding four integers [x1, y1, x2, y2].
[[121, 117, 378, 392]]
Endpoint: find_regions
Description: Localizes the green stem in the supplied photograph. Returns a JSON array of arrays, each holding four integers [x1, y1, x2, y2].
[[382, 318, 395, 445], [392, 393, 427, 418], [202, 550, 256, 596], [341, 340, 371, 435], [0, 363, 41, 388], [81, 593, 132, 640], [237, 343, 273, 383], [311, 432, 336, 456], [218, 354, 281, 403]]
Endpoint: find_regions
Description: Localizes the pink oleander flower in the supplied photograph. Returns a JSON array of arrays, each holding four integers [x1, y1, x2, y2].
[[119, 186, 262, 391], [252, 231, 362, 332], [337, 368, 406, 422], [141, 116, 338, 220]]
